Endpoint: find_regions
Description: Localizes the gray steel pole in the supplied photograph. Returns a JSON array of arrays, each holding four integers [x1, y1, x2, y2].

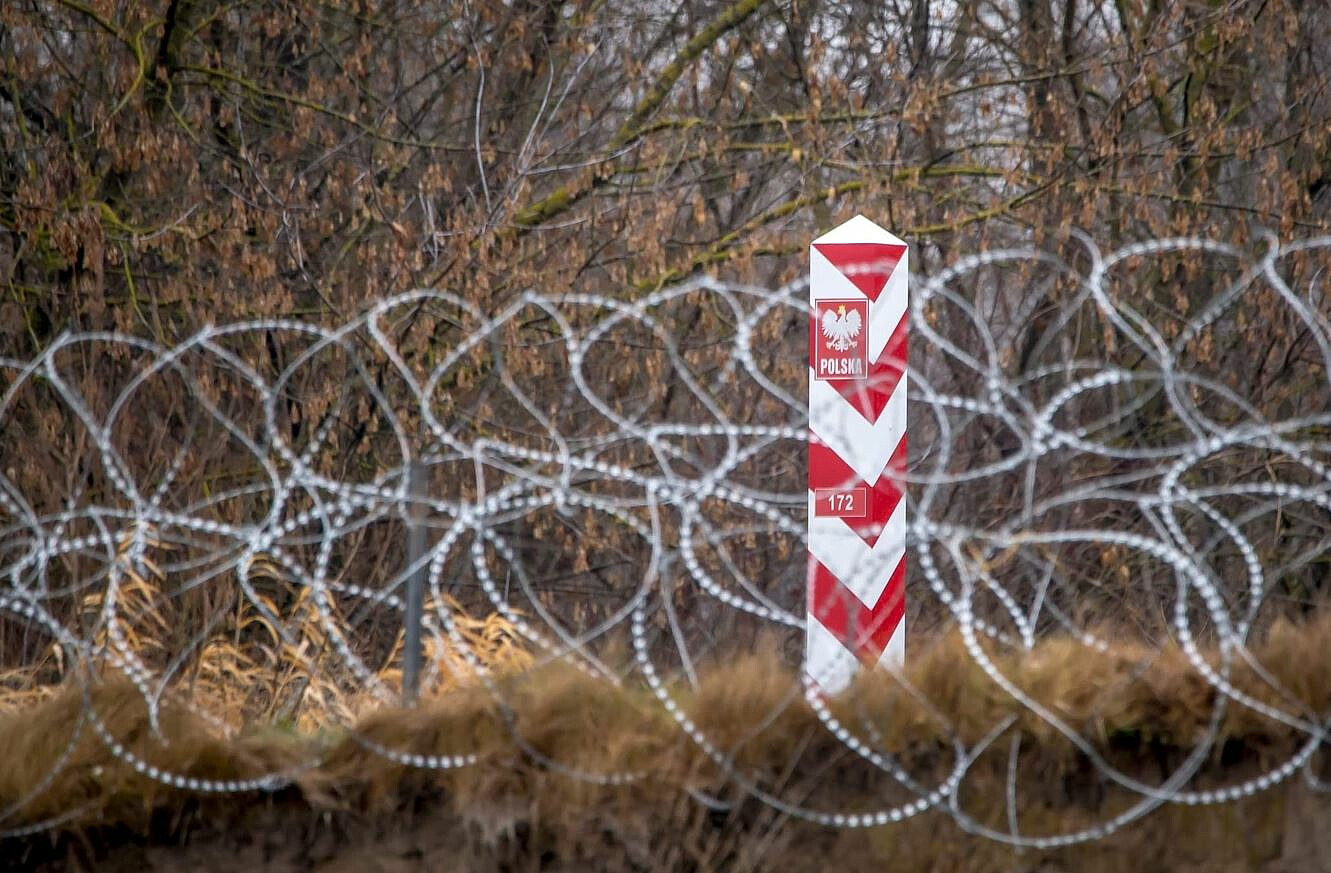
[[402, 456, 426, 704]]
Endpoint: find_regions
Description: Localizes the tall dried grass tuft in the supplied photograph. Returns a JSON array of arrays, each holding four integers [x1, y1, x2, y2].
[[1, 606, 1328, 871], [20, 529, 537, 734]]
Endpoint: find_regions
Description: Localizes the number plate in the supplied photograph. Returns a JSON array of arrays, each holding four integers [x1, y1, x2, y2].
[[813, 486, 868, 519]]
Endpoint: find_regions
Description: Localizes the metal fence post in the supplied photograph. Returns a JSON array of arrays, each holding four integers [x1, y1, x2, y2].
[[403, 456, 426, 704]]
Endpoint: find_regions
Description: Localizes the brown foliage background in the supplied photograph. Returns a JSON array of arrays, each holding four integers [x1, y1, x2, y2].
[[4, 0, 1330, 335], [4, 0, 1331, 653]]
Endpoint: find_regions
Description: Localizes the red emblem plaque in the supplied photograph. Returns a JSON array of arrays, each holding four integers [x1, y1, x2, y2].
[[813, 298, 868, 381]]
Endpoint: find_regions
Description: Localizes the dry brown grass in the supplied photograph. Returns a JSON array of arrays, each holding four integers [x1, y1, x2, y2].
[[1, 606, 1328, 871], [32, 530, 536, 735]]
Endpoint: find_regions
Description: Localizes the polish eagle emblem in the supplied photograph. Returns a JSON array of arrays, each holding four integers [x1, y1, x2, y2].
[[821, 303, 862, 352]]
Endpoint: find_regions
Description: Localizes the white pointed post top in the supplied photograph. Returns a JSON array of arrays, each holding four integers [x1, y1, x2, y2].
[[811, 214, 907, 247]]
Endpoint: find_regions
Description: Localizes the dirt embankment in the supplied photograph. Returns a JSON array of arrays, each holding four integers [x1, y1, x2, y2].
[[3, 615, 1330, 872]]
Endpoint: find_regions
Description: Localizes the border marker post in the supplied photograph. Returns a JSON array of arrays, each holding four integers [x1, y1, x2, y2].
[[806, 215, 909, 693]]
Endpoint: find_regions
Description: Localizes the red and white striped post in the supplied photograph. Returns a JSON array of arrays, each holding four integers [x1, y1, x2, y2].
[[806, 215, 908, 693]]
